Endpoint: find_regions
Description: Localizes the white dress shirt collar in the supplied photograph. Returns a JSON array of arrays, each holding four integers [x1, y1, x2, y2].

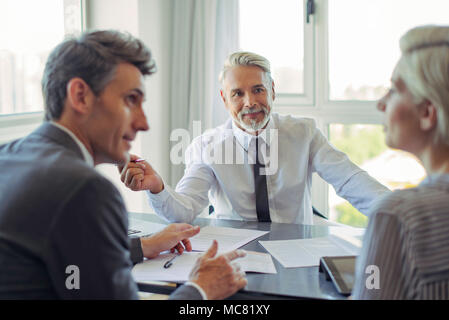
[[231, 115, 275, 152], [50, 122, 94, 167]]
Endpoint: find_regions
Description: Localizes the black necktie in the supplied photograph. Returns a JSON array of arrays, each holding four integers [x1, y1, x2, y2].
[[254, 138, 271, 222]]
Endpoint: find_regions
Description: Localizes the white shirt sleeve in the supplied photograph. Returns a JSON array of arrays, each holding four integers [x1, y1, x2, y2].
[[309, 122, 390, 216], [146, 140, 215, 223]]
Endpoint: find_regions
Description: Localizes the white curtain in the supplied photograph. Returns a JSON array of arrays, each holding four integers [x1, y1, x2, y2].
[[211, 0, 240, 128], [169, 0, 239, 186]]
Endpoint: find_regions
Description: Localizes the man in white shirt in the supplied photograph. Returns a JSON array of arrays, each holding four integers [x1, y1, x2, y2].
[[120, 51, 390, 224]]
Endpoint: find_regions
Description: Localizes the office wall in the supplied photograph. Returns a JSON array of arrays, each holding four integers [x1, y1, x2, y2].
[[137, 0, 173, 185], [86, 0, 173, 214]]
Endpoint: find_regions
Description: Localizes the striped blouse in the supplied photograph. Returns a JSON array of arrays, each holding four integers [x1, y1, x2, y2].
[[352, 174, 449, 299]]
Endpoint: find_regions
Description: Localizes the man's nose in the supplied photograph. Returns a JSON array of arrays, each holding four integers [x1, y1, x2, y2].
[[134, 107, 150, 132], [243, 93, 257, 108]]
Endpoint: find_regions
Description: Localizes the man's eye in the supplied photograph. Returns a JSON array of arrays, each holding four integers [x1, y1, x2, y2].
[[126, 95, 138, 105], [233, 91, 242, 97]]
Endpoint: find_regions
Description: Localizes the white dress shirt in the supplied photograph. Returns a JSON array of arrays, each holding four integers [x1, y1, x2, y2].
[[147, 113, 390, 224]]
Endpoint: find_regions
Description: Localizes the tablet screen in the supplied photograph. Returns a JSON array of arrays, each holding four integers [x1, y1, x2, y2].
[[331, 257, 356, 289], [321, 256, 356, 295]]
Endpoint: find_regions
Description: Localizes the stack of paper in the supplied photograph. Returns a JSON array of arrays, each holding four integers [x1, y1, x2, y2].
[[132, 225, 276, 283], [259, 234, 362, 268], [189, 225, 269, 253], [132, 250, 277, 283]]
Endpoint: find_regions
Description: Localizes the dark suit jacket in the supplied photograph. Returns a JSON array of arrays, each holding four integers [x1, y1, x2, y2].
[[0, 123, 201, 299]]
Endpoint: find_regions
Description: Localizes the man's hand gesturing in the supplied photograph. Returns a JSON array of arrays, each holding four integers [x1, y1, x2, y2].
[[189, 240, 247, 300], [118, 154, 164, 193]]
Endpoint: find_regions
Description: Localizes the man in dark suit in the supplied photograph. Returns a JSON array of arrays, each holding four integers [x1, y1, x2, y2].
[[0, 30, 247, 299]]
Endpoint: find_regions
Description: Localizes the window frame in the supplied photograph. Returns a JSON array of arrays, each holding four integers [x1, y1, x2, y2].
[[270, 0, 385, 218], [274, 0, 381, 115], [0, 0, 86, 143], [270, 0, 315, 107]]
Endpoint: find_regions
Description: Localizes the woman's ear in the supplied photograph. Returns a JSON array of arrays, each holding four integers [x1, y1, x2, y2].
[[420, 100, 437, 132]]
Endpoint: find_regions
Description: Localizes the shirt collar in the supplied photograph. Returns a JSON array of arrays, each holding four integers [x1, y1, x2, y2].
[[231, 115, 275, 152], [50, 122, 95, 167]]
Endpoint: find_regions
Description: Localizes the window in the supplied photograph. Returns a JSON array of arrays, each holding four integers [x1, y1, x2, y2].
[[238, 0, 448, 226], [0, 0, 84, 145], [239, 0, 314, 105], [239, 0, 304, 94], [328, 124, 425, 228], [0, 0, 84, 116], [328, 0, 449, 101]]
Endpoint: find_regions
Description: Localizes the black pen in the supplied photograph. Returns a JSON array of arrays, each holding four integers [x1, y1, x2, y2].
[[163, 254, 178, 269]]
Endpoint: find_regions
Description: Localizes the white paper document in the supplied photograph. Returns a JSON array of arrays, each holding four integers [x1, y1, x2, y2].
[[238, 251, 277, 274], [132, 250, 277, 283], [189, 226, 269, 253], [128, 218, 167, 237], [259, 235, 361, 268], [132, 252, 203, 283]]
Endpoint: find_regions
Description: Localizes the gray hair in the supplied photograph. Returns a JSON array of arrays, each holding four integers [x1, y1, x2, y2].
[[42, 30, 156, 120], [395, 25, 449, 145], [219, 51, 273, 88]]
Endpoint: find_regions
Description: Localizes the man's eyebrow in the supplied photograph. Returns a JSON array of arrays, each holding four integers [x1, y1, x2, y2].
[[231, 84, 265, 91], [133, 88, 145, 96], [129, 88, 145, 99], [125, 88, 146, 102]]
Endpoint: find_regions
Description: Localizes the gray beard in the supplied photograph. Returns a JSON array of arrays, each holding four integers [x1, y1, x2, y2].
[[236, 106, 271, 133]]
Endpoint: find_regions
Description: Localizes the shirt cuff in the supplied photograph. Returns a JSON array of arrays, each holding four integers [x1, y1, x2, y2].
[[184, 281, 208, 300], [146, 185, 171, 204]]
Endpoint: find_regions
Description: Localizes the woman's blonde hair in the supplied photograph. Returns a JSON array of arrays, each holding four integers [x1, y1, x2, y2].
[[395, 25, 449, 145]]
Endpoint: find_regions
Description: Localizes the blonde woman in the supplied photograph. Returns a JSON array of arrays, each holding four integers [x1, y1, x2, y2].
[[352, 25, 449, 299]]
